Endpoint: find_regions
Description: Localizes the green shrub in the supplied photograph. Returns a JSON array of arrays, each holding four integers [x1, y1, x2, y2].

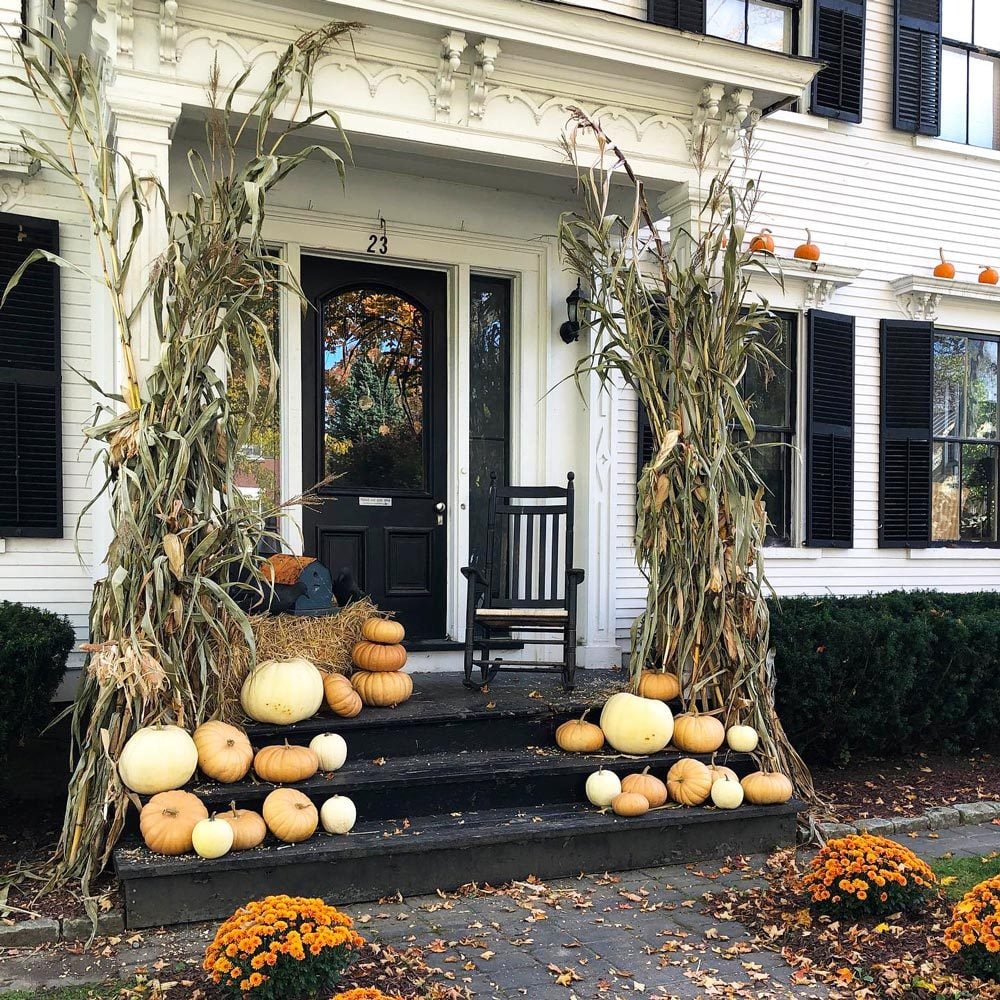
[[769, 591, 1000, 764], [0, 600, 75, 757]]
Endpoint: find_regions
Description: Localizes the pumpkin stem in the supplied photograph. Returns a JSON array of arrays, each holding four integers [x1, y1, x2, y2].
[[163, 808, 179, 817], [940, 247, 947, 264], [577, 708, 591, 723], [229, 800, 238, 814], [641, 766, 651, 775], [761, 227, 771, 235], [804, 228, 812, 244]]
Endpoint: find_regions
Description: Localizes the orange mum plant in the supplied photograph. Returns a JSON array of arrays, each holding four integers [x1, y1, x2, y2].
[[801, 834, 937, 917], [944, 874, 1000, 981], [204, 895, 365, 998], [332, 990, 401, 1000]]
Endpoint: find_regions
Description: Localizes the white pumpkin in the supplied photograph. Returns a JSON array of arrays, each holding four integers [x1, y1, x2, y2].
[[710, 776, 745, 810], [192, 816, 235, 859], [310, 733, 348, 772], [726, 725, 759, 753], [599, 692, 673, 755], [320, 795, 357, 835], [585, 768, 622, 808], [241, 658, 324, 725], [118, 724, 198, 795]]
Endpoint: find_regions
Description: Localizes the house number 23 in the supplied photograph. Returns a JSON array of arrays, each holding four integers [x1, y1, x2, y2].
[[367, 233, 388, 255]]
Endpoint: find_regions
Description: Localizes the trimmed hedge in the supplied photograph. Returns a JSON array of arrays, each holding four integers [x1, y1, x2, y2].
[[0, 600, 75, 757], [770, 591, 1000, 765]]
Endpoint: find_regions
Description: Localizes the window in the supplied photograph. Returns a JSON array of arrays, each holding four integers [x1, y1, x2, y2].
[[742, 312, 797, 545], [941, 1, 1000, 149], [932, 331, 999, 543], [468, 275, 511, 562], [706, 0, 800, 53]]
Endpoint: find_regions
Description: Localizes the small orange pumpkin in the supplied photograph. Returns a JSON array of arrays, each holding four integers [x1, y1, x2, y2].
[[980, 265, 999, 285], [262, 787, 318, 843], [192, 720, 253, 784], [749, 228, 774, 254], [666, 757, 713, 806], [555, 710, 605, 753], [637, 669, 680, 702], [362, 618, 406, 644], [253, 741, 319, 784], [934, 247, 956, 279], [741, 770, 794, 805], [611, 792, 650, 817], [793, 228, 820, 262], [621, 766, 668, 807], [139, 790, 208, 856], [671, 711, 726, 753], [324, 672, 363, 718], [217, 801, 267, 851], [708, 763, 739, 784], [352, 669, 413, 707], [352, 640, 408, 672]]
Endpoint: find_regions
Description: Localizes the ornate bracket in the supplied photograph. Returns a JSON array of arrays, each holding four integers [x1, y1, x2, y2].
[[890, 275, 1000, 322], [433, 31, 467, 123], [0, 144, 40, 178], [689, 84, 760, 165], [469, 38, 500, 120], [743, 258, 861, 309], [160, 0, 179, 64]]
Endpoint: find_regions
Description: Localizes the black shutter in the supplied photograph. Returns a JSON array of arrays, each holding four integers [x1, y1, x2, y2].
[[893, 0, 941, 135], [812, 0, 867, 123], [0, 213, 62, 538], [879, 319, 933, 547], [648, 0, 704, 32], [806, 310, 855, 547], [636, 398, 655, 485]]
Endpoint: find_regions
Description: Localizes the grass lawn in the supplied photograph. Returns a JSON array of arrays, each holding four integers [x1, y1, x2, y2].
[[931, 852, 1000, 899], [0, 986, 127, 999]]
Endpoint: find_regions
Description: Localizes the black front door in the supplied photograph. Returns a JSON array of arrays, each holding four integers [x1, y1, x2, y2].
[[301, 256, 448, 640]]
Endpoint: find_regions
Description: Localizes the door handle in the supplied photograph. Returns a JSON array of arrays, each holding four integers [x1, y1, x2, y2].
[[435, 501, 446, 525]]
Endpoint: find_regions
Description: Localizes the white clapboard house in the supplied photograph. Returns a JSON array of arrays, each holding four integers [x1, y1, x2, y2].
[[0, 0, 997, 694]]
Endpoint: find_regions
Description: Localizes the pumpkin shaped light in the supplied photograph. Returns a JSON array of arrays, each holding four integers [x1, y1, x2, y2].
[[555, 710, 605, 753], [585, 767, 622, 808], [192, 815, 235, 859], [599, 692, 673, 755], [611, 792, 650, 817], [362, 618, 406, 644], [352, 640, 408, 673], [352, 669, 413, 707], [666, 757, 712, 806], [793, 228, 820, 262], [241, 657, 324, 725], [749, 228, 774, 254], [254, 741, 319, 784], [637, 669, 680, 702], [621, 766, 668, 808], [934, 247, 956, 279], [192, 720, 253, 784], [218, 801, 267, 851], [140, 790, 208, 856], [324, 671, 363, 718], [672, 711, 725, 754], [119, 724, 199, 795], [980, 265, 999, 285], [741, 770, 794, 805], [263, 787, 318, 843]]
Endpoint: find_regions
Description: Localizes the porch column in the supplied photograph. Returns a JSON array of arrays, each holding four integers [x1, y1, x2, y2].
[[656, 181, 705, 263]]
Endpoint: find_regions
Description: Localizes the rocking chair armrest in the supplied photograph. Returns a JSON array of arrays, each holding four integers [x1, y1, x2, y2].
[[566, 567, 586, 588], [461, 565, 488, 589]]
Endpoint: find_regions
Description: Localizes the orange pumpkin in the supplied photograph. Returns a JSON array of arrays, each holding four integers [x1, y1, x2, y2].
[[708, 763, 739, 784], [352, 640, 408, 672], [637, 669, 680, 702], [555, 711, 605, 753], [749, 228, 774, 254], [666, 757, 712, 806], [621, 767, 668, 807], [741, 770, 794, 805], [671, 711, 725, 753], [262, 788, 318, 843], [139, 790, 208, 856], [324, 672, 363, 718], [793, 228, 820, 262], [980, 265, 999, 285], [217, 802, 267, 851], [934, 247, 956, 279], [192, 720, 253, 784], [352, 669, 413, 707], [253, 741, 319, 784], [611, 792, 650, 817], [362, 618, 406, 644]]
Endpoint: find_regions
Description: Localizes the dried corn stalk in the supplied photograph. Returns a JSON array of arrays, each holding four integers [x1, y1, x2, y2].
[[558, 111, 813, 798]]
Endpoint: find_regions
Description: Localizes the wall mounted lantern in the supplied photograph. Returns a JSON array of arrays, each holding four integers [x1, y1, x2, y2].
[[559, 280, 583, 344]]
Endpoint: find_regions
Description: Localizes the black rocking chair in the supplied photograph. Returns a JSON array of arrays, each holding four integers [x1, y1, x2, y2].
[[461, 472, 585, 691]]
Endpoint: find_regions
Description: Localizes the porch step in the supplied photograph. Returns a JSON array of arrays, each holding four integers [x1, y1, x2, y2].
[[189, 746, 756, 820], [114, 799, 801, 928]]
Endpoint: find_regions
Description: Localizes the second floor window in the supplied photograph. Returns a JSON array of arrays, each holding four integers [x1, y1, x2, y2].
[[706, 0, 800, 53], [941, 1, 1000, 149]]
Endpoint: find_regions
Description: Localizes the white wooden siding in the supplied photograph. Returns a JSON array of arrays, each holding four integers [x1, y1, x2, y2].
[[613, 0, 1000, 643]]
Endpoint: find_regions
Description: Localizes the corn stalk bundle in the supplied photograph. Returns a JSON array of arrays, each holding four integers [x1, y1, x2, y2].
[[558, 111, 812, 797], [4, 23, 355, 905]]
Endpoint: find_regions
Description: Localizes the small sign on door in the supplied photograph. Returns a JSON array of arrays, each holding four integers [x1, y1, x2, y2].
[[359, 496, 392, 507]]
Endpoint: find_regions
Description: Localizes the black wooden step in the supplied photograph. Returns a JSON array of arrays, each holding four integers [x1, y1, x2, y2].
[[189, 746, 755, 819], [242, 668, 632, 758], [114, 799, 801, 928]]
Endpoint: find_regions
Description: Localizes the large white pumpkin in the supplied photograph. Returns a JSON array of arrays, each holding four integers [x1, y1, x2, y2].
[[118, 724, 198, 794], [320, 795, 357, 834], [241, 658, 324, 725], [192, 816, 235, 859], [310, 733, 348, 772], [599, 693, 673, 755]]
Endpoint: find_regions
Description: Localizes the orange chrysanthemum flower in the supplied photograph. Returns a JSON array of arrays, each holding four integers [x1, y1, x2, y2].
[[943, 875, 1000, 981]]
